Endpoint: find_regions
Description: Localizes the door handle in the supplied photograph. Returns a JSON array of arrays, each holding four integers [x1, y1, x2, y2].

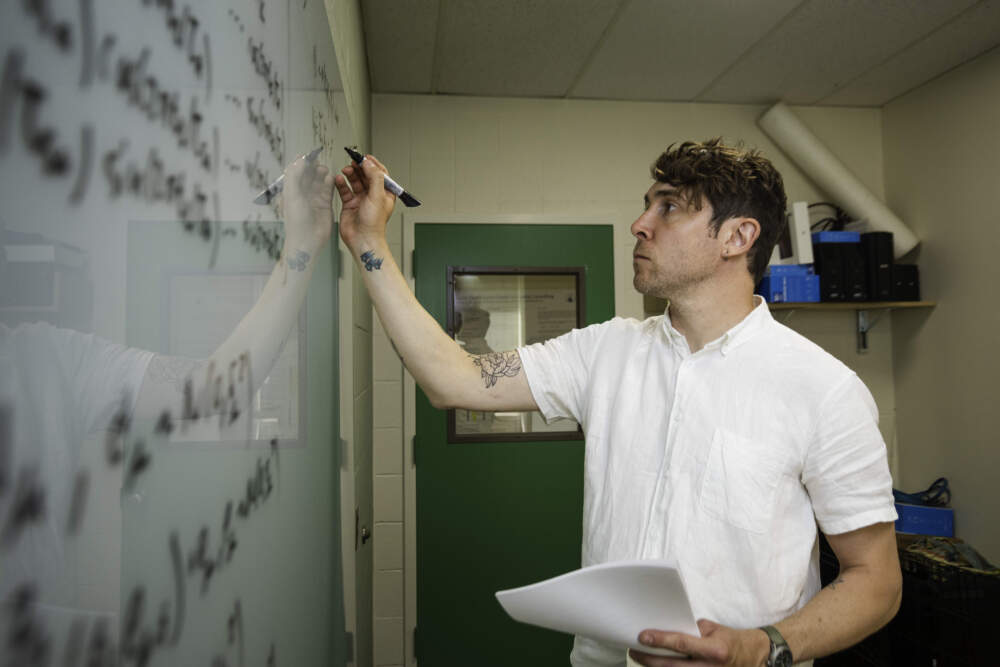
[[361, 526, 371, 545]]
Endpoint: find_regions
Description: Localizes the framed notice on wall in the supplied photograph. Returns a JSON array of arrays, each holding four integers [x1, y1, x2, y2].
[[446, 265, 585, 443]]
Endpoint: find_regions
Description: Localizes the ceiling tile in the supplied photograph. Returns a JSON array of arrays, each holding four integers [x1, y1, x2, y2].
[[362, 0, 439, 93], [819, 0, 1000, 105], [571, 0, 801, 101], [697, 0, 979, 104], [434, 0, 623, 97]]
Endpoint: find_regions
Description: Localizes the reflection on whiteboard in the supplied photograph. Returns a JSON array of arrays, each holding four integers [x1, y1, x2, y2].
[[0, 0, 346, 663], [168, 273, 302, 445]]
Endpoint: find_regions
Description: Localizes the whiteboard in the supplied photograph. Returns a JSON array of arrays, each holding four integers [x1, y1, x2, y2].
[[0, 1, 349, 665]]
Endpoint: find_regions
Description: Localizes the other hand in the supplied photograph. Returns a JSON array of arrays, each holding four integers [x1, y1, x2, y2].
[[628, 619, 770, 667], [281, 152, 335, 253], [333, 153, 397, 252]]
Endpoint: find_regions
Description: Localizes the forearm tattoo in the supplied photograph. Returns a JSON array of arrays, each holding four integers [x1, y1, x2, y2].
[[360, 250, 383, 272], [287, 249, 310, 271], [471, 352, 521, 388]]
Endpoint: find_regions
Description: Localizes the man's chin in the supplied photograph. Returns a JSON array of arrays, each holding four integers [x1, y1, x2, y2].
[[634, 277, 670, 301], [633, 274, 654, 294]]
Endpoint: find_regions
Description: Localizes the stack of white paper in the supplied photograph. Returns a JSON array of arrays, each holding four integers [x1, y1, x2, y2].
[[495, 560, 699, 657]]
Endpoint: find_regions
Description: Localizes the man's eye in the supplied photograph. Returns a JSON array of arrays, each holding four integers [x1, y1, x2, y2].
[[660, 203, 676, 215]]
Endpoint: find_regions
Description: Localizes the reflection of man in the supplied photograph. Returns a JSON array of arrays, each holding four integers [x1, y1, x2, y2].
[[131, 156, 335, 425], [334, 141, 901, 667], [0, 156, 335, 642], [455, 306, 493, 355]]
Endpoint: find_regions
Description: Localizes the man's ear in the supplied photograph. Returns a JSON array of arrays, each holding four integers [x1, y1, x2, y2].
[[722, 217, 761, 258]]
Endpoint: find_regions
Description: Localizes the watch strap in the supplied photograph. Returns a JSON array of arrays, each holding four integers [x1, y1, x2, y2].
[[759, 625, 792, 666]]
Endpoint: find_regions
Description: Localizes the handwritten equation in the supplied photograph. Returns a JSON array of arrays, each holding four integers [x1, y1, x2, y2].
[[0, 0, 300, 266]]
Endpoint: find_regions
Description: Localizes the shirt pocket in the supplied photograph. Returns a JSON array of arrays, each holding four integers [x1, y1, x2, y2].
[[698, 428, 783, 534]]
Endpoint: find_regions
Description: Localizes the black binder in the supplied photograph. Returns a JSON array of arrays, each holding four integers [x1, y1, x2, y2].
[[862, 232, 894, 301], [812, 242, 846, 301], [892, 264, 921, 301]]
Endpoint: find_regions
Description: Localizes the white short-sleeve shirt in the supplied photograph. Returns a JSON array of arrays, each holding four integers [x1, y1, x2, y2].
[[517, 298, 897, 667]]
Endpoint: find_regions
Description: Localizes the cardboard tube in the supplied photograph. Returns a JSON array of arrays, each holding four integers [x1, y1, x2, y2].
[[758, 102, 918, 258]]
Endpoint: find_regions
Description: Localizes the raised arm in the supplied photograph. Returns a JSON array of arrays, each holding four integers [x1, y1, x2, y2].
[[133, 155, 335, 423], [333, 154, 537, 412]]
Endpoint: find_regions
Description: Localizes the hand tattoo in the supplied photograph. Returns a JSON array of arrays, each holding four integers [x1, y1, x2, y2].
[[287, 249, 310, 271], [471, 352, 521, 388], [360, 250, 383, 272]]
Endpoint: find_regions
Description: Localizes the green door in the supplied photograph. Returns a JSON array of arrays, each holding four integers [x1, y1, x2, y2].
[[415, 223, 614, 666]]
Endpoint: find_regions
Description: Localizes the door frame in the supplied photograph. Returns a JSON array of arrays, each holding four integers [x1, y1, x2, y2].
[[401, 213, 619, 664], [338, 235, 357, 665]]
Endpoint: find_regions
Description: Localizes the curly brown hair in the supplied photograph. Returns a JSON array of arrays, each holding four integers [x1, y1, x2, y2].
[[651, 138, 787, 284]]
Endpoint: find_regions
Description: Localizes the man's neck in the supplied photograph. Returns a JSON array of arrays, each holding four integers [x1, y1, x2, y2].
[[665, 279, 757, 353]]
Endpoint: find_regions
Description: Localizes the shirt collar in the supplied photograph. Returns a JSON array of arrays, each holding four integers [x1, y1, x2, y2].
[[661, 296, 771, 356]]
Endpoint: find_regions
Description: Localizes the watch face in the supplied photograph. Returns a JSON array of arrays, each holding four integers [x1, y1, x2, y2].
[[773, 646, 793, 667]]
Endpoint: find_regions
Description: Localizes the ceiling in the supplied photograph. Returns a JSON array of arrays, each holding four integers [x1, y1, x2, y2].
[[360, 0, 1000, 106]]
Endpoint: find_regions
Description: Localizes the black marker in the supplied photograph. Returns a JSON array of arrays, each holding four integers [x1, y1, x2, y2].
[[344, 147, 421, 207]]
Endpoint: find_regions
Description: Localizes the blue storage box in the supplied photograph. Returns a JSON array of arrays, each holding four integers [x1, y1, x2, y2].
[[791, 274, 819, 302], [769, 264, 811, 276], [895, 502, 954, 537], [811, 231, 860, 244], [759, 266, 820, 303]]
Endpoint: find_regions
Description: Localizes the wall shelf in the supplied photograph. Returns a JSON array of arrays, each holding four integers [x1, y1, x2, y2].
[[767, 301, 936, 311], [768, 301, 936, 352]]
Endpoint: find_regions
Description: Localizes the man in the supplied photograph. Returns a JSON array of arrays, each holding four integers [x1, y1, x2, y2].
[[334, 140, 901, 667]]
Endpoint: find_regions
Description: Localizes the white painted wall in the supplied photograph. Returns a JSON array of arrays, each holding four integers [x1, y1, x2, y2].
[[369, 93, 897, 666], [323, 2, 375, 663], [884, 46, 1000, 562], [325, 0, 372, 148]]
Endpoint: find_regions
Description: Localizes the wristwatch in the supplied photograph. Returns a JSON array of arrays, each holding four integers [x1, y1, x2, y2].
[[760, 625, 793, 667]]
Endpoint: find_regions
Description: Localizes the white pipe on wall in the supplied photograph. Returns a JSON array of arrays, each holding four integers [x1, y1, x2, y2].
[[758, 102, 919, 259]]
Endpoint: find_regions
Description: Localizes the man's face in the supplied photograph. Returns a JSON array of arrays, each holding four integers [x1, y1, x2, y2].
[[631, 182, 723, 298]]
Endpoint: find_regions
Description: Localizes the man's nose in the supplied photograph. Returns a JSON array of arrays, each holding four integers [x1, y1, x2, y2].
[[631, 212, 653, 240]]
